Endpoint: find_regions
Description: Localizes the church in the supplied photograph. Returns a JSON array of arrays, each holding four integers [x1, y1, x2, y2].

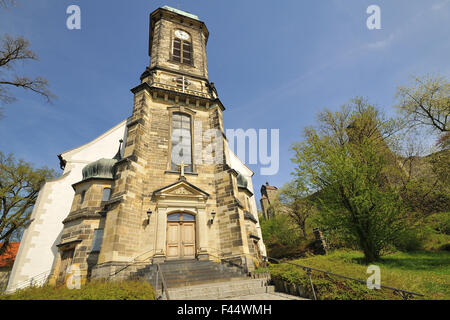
[[7, 6, 266, 291]]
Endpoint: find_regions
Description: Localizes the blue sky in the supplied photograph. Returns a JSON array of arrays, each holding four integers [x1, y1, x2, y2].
[[0, 0, 449, 202]]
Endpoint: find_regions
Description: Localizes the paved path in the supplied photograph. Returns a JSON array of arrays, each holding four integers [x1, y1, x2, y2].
[[220, 292, 308, 300]]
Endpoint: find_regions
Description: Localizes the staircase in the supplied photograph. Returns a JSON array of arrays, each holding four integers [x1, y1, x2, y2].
[[130, 259, 247, 288], [168, 278, 275, 300], [127, 259, 272, 300], [129, 259, 303, 300]]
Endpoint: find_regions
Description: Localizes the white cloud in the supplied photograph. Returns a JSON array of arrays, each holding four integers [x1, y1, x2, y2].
[[432, 0, 450, 11], [367, 33, 396, 49]]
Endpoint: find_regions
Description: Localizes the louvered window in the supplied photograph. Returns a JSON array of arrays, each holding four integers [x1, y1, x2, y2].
[[172, 38, 192, 65]]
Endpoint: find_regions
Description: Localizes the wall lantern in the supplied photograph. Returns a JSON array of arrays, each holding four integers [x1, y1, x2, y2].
[[209, 211, 216, 225], [146, 209, 153, 224]]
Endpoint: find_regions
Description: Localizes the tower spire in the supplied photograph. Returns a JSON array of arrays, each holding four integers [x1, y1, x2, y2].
[[113, 139, 123, 161]]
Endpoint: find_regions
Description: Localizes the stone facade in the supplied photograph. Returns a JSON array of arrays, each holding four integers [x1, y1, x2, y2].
[[48, 6, 266, 285]]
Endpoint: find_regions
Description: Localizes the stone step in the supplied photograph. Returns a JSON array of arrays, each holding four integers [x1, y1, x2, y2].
[[167, 279, 273, 300], [161, 267, 244, 276], [163, 273, 245, 282], [165, 276, 250, 289], [135, 269, 246, 281], [161, 271, 247, 281], [147, 265, 244, 275], [160, 264, 244, 274], [129, 259, 255, 291]]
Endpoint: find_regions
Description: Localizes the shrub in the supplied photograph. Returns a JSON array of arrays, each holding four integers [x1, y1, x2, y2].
[[393, 228, 424, 252], [0, 279, 156, 300], [260, 215, 313, 259]]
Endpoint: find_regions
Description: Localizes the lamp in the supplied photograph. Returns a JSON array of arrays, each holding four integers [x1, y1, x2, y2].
[[209, 211, 216, 225]]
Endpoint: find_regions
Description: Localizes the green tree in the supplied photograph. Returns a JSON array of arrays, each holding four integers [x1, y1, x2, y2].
[[277, 180, 316, 239], [0, 152, 56, 254], [292, 98, 409, 262], [394, 132, 450, 216]]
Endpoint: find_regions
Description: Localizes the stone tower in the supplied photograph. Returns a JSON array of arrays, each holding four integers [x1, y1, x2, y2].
[[260, 182, 278, 219], [48, 6, 266, 285]]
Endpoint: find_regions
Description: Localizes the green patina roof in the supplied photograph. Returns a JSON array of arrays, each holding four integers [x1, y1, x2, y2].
[[82, 158, 117, 180], [161, 5, 199, 21]]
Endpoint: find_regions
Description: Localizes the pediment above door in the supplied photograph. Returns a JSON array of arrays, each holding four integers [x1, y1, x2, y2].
[[152, 178, 209, 201]]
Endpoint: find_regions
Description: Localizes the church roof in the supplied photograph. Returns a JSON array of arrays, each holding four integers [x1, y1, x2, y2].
[[79, 140, 123, 182], [161, 6, 200, 21], [236, 172, 248, 189], [81, 158, 117, 181]]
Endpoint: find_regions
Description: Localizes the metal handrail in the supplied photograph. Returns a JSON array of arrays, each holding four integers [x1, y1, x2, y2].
[[156, 263, 170, 300], [204, 251, 271, 292], [199, 247, 249, 262], [6, 249, 157, 292], [107, 249, 157, 279], [266, 256, 424, 300], [4, 269, 52, 293], [204, 251, 249, 272]]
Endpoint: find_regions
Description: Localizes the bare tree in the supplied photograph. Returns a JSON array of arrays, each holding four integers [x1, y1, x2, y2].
[[396, 75, 449, 133], [0, 34, 54, 107], [0, 0, 18, 9]]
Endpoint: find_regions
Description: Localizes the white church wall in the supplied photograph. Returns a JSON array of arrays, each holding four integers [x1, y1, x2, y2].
[[6, 120, 127, 292], [226, 145, 267, 257]]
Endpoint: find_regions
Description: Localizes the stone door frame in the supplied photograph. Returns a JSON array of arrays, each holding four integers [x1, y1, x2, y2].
[[153, 202, 208, 263], [151, 179, 210, 263]]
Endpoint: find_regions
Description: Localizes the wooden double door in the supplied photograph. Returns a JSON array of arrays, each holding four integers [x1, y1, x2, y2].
[[166, 213, 196, 260]]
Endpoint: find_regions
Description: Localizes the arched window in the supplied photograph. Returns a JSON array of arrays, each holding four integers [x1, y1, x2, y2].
[[171, 112, 193, 172], [167, 213, 195, 222], [172, 30, 192, 65]]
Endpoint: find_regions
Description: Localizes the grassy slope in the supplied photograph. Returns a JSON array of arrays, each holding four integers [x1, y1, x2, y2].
[[268, 249, 450, 300]]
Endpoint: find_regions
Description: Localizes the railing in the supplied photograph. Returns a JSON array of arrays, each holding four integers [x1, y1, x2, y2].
[[198, 247, 249, 269], [107, 249, 157, 279], [204, 250, 272, 292], [3, 269, 52, 293], [155, 263, 170, 300], [266, 256, 424, 300]]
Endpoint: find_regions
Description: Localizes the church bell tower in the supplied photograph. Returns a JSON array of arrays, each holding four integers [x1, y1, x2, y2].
[[49, 6, 266, 284], [142, 6, 216, 101]]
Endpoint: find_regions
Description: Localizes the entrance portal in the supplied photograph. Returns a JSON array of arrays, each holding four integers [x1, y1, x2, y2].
[[166, 213, 196, 260], [57, 248, 74, 284]]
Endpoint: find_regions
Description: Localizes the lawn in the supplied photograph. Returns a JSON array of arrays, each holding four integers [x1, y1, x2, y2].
[[267, 249, 450, 300]]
